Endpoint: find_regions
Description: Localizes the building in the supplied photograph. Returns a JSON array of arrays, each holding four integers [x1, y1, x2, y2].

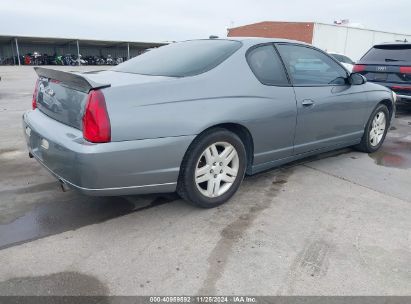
[[0, 34, 166, 65], [228, 21, 411, 61]]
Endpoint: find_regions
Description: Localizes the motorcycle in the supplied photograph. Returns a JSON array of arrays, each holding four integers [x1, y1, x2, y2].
[[53, 55, 64, 65], [84, 56, 97, 65], [71, 54, 87, 66], [45, 54, 55, 65], [32, 52, 42, 65], [106, 54, 114, 65], [24, 54, 31, 65], [114, 57, 123, 65], [63, 55, 75, 66], [95, 57, 105, 65]]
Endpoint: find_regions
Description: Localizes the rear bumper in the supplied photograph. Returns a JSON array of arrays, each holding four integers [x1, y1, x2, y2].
[[369, 81, 411, 102], [397, 94, 411, 102], [23, 110, 195, 196]]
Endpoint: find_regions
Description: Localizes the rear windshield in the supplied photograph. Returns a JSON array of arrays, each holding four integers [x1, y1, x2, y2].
[[112, 40, 242, 77], [361, 45, 411, 62]]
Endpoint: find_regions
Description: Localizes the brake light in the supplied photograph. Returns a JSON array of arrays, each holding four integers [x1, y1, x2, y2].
[[32, 79, 39, 110], [82, 90, 111, 143], [392, 86, 411, 91], [353, 64, 366, 73], [400, 66, 411, 74]]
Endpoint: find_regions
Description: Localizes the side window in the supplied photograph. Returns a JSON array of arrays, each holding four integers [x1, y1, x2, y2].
[[247, 45, 289, 86], [276, 44, 348, 85]]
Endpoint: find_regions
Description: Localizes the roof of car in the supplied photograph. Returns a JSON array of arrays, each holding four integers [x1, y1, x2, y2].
[[181, 37, 311, 47], [374, 41, 411, 47], [328, 51, 344, 55], [225, 36, 310, 45]]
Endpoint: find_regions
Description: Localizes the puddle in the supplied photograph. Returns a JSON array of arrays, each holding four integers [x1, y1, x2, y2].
[[369, 139, 411, 169], [0, 272, 109, 296], [369, 108, 411, 169], [0, 147, 179, 250], [0, 193, 178, 250]]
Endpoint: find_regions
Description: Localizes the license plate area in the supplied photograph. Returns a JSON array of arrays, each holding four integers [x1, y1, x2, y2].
[[374, 73, 387, 81], [25, 126, 31, 137], [25, 127, 44, 161]]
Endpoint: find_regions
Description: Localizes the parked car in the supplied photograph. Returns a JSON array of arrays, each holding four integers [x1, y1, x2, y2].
[[353, 41, 411, 103], [328, 52, 355, 72], [23, 38, 396, 208]]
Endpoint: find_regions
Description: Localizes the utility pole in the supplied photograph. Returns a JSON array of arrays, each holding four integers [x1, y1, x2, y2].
[[76, 40, 80, 66], [15, 38, 21, 66]]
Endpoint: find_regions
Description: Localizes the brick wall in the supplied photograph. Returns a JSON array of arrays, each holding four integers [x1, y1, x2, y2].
[[227, 21, 315, 44]]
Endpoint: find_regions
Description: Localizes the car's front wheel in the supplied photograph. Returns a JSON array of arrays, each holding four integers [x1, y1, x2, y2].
[[177, 128, 246, 208], [355, 103, 390, 153]]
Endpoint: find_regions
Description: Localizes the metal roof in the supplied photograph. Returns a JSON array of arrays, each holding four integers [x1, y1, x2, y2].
[[228, 21, 411, 37], [0, 34, 167, 48]]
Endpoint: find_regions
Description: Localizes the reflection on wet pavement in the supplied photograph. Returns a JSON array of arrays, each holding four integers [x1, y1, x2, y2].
[[370, 139, 411, 169], [0, 272, 109, 296], [0, 193, 178, 250], [369, 105, 411, 169]]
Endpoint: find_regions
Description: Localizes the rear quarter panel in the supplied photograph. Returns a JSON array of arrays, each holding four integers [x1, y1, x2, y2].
[[102, 47, 297, 165]]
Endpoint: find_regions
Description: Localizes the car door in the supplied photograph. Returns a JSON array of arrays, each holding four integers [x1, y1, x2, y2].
[[246, 44, 297, 166], [276, 43, 369, 155]]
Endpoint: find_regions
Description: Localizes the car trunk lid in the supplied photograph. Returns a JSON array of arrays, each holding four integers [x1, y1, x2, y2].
[[34, 67, 111, 130], [33, 68, 175, 130]]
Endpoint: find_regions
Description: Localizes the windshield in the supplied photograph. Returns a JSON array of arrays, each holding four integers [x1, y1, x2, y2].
[[361, 45, 411, 62], [112, 40, 242, 77]]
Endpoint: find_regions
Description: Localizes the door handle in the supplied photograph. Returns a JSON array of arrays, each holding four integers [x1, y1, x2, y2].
[[302, 99, 315, 106]]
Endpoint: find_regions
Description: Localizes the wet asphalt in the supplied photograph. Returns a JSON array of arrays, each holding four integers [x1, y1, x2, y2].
[[369, 106, 411, 169], [0, 66, 410, 295], [0, 192, 179, 250]]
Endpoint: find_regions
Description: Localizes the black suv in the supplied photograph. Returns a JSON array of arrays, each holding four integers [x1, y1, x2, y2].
[[353, 42, 411, 102]]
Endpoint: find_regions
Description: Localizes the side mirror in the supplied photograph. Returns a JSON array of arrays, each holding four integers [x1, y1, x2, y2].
[[349, 73, 367, 85]]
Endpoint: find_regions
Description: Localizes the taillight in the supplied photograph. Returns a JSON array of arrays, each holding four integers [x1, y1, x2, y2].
[[392, 86, 411, 91], [32, 79, 39, 109], [353, 64, 366, 73], [400, 66, 411, 74], [82, 90, 111, 143]]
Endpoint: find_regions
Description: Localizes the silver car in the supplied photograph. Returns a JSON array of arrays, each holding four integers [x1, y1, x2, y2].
[[23, 38, 396, 208]]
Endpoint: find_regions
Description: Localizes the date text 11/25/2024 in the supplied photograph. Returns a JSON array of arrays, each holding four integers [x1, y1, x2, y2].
[[149, 296, 257, 303]]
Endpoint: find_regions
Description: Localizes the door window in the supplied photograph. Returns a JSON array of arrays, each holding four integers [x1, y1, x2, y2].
[[247, 45, 289, 86], [276, 44, 348, 85]]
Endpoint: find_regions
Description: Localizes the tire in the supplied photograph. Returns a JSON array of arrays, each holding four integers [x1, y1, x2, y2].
[[355, 104, 390, 153], [177, 128, 247, 208]]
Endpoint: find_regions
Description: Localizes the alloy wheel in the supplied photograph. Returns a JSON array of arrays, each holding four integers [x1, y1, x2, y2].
[[194, 142, 239, 198], [369, 111, 386, 147]]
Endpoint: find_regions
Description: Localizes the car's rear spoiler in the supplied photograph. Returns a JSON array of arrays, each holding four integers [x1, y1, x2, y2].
[[34, 67, 110, 93]]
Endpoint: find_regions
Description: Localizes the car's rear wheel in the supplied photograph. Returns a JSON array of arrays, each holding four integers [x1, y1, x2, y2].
[[177, 128, 246, 208], [355, 104, 389, 153]]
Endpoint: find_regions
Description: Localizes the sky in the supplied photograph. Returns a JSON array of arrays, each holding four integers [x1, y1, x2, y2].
[[0, 0, 410, 42]]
